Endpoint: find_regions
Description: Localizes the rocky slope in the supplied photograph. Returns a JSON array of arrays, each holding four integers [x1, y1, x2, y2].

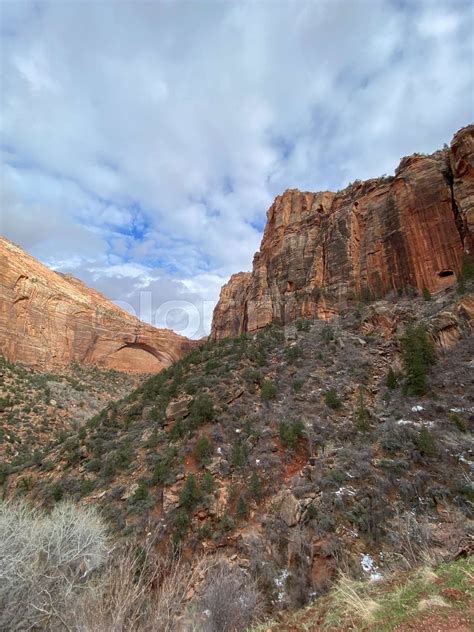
[[0, 237, 196, 373], [212, 125, 474, 339], [6, 283, 473, 617], [0, 356, 140, 473]]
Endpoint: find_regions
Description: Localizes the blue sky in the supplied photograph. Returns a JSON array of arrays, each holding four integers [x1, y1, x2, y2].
[[1, 0, 473, 337]]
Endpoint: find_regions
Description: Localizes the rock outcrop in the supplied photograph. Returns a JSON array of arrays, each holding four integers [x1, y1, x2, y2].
[[0, 237, 196, 372], [212, 125, 474, 339]]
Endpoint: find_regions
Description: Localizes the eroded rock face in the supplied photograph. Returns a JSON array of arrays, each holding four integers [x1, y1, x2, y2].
[[212, 125, 474, 339], [0, 237, 196, 372]]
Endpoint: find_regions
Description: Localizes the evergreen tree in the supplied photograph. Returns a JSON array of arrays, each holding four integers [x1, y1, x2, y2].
[[401, 325, 435, 396]]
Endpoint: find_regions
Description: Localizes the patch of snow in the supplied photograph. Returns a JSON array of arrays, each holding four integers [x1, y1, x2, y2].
[[255, 458, 260, 465], [235, 428, 241, 434], [361, 554, 383, 582], [274, 568, 290, 603], [217, 447, 222, 455], [411, 405, 424, 412], [335, 486, 356, 497]]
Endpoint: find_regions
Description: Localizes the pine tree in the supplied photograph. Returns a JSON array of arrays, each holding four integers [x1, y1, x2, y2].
[[249, 471, 262, 501], [355, 389, 370, 431], [401, 325, 435, 396], [236, 495, 247, 519]]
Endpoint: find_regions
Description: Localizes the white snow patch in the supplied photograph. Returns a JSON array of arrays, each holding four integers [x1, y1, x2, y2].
[[274, 568, 290, 603], [361, 554, 383, 582], [411, 405, 424, 412]]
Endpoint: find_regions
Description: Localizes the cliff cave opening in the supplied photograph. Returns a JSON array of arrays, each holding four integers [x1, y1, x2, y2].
[[438, 269, 454, 278]]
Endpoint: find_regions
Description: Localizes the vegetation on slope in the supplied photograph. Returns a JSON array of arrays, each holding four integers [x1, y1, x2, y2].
[[2, 287, 473, 625]]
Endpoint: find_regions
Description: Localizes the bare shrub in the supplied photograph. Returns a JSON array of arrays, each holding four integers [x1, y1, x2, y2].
[[0, 499, 108, 631], [196, 561, 264, 632], [390, 510, 435, 568], [76, 544, 202, 632]]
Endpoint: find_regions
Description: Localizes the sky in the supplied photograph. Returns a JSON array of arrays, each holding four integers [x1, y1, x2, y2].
[[1, 0, 473, 338]]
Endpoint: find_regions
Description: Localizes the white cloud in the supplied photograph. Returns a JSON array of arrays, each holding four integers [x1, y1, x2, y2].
[[1, 0, 472, 336]]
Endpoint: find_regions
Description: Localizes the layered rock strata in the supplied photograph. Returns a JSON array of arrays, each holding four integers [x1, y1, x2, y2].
[[0, 237, 195, 372], [212, 125, 474, 339]]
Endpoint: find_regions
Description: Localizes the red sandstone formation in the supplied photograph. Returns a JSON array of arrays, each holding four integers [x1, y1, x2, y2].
[[211, 125, 473, 339], [0, 237, 196, 372]]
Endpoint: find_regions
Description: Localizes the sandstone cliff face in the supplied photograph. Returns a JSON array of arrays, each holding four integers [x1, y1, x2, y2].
[[212, 125, 474, 339], [0, 238, 196, 372]]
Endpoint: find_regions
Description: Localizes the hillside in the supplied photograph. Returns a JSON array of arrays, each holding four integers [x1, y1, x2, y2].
[[5, 281, 473, 621], [0, 356, 141, 475], [0, 237, 196, 373]]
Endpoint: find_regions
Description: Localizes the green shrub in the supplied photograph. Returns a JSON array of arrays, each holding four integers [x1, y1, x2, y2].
[[180, 474, 201, 511], [422, 287, 431, 301], [296, 319, 311, 332], [131, 479, 149, 502], [231, 441, 248, 468], [324, 388, 342, 409], [195, 436, 214, 466], [279, 419, 304, 450], [417, 425, 437, 457], [285, 345, 303, 363], [189, 395, 215, 428], [243, 368, 263, 385], [386, 367, 398, 389], [321, 324, 334, 343], [401, 325, 435, 396], [292, 378, 304, 393], [355, 390, 370, 431], [249, 471, 262, 501], [261, 380, 277, 402], [236, 495, 247, 519], [450, 413, 467, 432], [201, 471, 216, 494]]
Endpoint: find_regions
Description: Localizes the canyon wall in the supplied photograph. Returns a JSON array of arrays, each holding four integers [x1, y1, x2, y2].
[[212, 125, 473, 339], [0, 238, 196, 372]]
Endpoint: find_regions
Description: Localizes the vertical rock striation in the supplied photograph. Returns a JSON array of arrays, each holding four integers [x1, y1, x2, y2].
[[211, 125, 473, 339]]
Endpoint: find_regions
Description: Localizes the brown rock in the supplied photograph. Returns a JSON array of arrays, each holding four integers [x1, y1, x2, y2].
[[211, 126, 473, 339], [166, 396, 192, 421], [0, 237, 196, 373]]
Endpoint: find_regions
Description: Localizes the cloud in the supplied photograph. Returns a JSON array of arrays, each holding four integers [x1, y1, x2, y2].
[[1, 0, 472, 336]]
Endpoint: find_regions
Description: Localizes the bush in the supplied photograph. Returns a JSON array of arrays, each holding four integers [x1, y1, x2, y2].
[[202, 471, 216, 494], [292, 378, 304, 393], [195, 436, 214, 466], [261, 380, 277, 402], [279, 419, 305, 450], [417, 425, 437, 457], [189, 394, 215, 428], [198, 561, 264, 632], [236, 495, 247, 519], [249, 470, 262, 501], [386, 367, 398, 389], [0, 500, 108, 631], [296, 318, 311, 332], [422, 287, 431, 301], [401, 324, 435, 396], [355, 389, 370, 431], [324, 388, 342, 409], [450, 413, 467, 432], [231, 440, 249, 468], [285, 345, 303, 363], [180, 474, 201, 511]]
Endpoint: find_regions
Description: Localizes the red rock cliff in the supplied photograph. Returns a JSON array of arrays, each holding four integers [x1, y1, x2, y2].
[[0, 238, 196, 372], [211, 125, 473, 339]]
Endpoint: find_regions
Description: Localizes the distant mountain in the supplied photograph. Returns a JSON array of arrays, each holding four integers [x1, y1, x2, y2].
[[0, 237, 196, 373]]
